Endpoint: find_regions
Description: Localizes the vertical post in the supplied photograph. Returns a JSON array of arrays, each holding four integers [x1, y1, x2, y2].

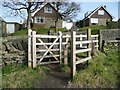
[[87, 29, 91, 66], [59, 31, 62, 65], [96, 36, 99, 50], [98, 30, 102, 51], [80, 34, 83, 47], [64, 34, 69, 65], [71, 30, 76, 78], [28, 29, 32, 67], [32, 31, 36, 68]]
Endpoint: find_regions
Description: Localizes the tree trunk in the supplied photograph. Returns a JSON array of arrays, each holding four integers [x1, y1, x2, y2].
[[27, 2, 31, 30]]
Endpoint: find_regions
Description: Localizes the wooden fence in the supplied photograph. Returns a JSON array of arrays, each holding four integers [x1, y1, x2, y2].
[[28, 29, 99, 78], [70, 29, 99, 78]]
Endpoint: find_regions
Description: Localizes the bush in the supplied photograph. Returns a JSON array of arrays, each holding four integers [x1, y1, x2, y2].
[[106, 21, 118, 29]]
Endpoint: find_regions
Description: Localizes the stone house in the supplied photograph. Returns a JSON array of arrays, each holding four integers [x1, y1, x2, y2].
[[31, 3, 63, 29], [83, 5, 113, 26]]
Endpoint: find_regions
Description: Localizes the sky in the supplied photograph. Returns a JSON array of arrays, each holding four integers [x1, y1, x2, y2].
[[0, 0, 119, 23]]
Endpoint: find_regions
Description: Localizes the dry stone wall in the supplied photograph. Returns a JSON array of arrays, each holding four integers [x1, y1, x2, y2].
[[2, 36, 28, 65]]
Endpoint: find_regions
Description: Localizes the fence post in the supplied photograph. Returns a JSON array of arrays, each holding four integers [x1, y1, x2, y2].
[[87, 29, 91, 66], [80, 34, 83, 47], [71, 30, 76, 78], [98, 30, 102, 51], [96, 36, 99, 50], [32, 31, 37, 68], [28, 29, 32, 67], [64, 34, 69, 65], [59, 31, 62, 65]]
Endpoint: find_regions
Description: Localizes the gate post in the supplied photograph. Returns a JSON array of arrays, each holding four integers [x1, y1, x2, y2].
[[28, 29, 32, 67], [71, 30, 76, 78], [32, 31, 37, 68], [87, 29, 91, 66], [64, 34, 69, 65], [59, 31, 62, 65]]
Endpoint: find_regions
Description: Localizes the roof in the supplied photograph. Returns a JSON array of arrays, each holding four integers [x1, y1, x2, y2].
[[31, 3, 62, 19], [83, 5, 114, 20]]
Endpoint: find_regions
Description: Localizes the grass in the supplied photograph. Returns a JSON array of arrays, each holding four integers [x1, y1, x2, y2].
[[79, 25, 107, 34], [72, 50, 119, 88], [2, 64, 50, 88], [11, 28, 66, 36]]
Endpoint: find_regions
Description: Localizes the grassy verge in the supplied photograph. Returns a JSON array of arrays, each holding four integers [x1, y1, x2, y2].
[[79, 25, 106, 34], [72, 50, 119, 88], [2, 64, 50, 88], [11, 28, 66, 36]]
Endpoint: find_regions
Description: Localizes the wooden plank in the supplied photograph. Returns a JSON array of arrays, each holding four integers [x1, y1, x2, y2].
[[59, 31, 62, 65], [76, 56, 92, 65], [36, 43, 59, 45], [34, 35, 58, 38], [32, 31, 37, 68], [64, 34, 69, 65], [106, 40, 120, 43], [92, 40, 98, 43], [28, 29, 32, 67], [87, 29, 91, 66], [62, 35, 70, 38], [37, 55, 59, 59], [71, 30, 76, 78], [76, 48, 91, 53], [75, 35, 87, 38], [38, 61, 60, 65], [36, 49, 59, 52], [91, 34, 99, 38], [76, 40, 91, 44]]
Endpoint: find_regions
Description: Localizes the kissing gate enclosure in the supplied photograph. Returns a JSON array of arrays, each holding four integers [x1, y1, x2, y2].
[[28, 29, 99, 77]]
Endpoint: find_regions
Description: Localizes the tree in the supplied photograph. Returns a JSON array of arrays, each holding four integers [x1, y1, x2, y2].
[[2, 0, 80, 30]]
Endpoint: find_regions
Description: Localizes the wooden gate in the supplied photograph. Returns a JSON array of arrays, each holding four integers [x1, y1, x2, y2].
[[28, 29, 70, 68]]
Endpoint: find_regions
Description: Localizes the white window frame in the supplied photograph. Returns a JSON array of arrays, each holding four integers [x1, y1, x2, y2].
[[44, 7, 52, 13], [35, 16, 45, 24], [90, 18, 98, 24], [98, 10, 104, 15]]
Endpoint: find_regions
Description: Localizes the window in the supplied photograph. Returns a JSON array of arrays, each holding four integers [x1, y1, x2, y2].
[[90, 18, 98, 24], [35, 17, 45, 24], [98, 10, 104, 15], [44, 7, 52, 13]]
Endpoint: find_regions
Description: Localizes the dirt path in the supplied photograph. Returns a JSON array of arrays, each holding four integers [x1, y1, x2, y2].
[[33, 64, 72, 88]]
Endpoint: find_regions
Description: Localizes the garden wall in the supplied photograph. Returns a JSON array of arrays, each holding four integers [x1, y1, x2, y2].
[[2, 36, 28, 65]]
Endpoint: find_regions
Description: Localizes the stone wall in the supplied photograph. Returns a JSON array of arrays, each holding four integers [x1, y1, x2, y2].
[[1, 36, 28, 65]]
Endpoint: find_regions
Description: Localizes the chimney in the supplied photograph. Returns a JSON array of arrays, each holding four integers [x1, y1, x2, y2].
[[104, 5, 106, 9]]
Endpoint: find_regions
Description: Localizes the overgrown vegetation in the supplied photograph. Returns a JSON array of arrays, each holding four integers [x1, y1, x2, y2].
[[2, 64, 50, 88], [79, 25, 106, 34], [106, 21, 118, 29], [72, 50, 119, 88]]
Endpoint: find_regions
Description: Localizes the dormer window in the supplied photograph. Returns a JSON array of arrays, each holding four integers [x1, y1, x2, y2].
[[98, 10, 104, 15], [44, 7, 52, 13]]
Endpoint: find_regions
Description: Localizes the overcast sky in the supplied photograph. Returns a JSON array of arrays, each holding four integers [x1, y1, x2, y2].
[[0, 0, 119, 23]]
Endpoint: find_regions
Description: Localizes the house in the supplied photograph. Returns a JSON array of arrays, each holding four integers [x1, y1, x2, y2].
[[83, 5, 113, 26], [0, 17, 7, 36], [31, 3, 63, 29]]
